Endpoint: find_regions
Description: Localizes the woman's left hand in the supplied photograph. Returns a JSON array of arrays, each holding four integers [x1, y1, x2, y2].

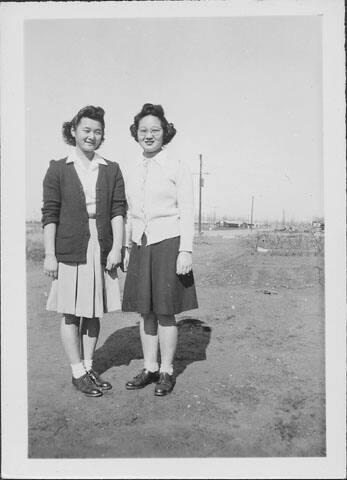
[[176, 251, 192, 275], [106, 247, 122, 271]]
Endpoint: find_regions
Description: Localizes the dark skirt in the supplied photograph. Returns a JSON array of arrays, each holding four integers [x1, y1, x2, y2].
[[122, 235, 198, 316]]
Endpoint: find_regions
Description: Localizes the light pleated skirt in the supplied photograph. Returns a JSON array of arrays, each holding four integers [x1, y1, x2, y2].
[[46, 219, 121, 318]]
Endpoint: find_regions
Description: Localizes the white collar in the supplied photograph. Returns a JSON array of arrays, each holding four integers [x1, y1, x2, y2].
[[66, 150, 107, 166], [140, 148, 167, 165]]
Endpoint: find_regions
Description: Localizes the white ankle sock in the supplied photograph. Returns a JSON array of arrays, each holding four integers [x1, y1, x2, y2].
[[160, 364, 173, 375], [71, 362, 86, 379], [83, 359, 93, 372], [144, 362, 159, 373]]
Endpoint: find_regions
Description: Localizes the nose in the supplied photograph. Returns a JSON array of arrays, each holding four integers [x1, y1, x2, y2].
[[87, 131, 95, 140]]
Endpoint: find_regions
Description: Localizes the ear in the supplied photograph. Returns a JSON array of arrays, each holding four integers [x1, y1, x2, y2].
[[70, 126, 76, 138]]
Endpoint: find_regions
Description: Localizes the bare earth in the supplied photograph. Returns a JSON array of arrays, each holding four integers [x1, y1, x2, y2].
[[27, 229, 325, 458]]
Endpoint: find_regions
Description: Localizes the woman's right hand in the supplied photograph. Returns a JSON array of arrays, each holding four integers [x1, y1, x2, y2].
[[44, 254, 58, 279], [123, 247, 130, 272]]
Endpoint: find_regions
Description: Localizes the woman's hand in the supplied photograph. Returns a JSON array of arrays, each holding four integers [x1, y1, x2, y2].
[[123, 247, 130, 272], [176, 251, 192, 275], [106, 247, 122, 271], [44, 254, 58, 279]]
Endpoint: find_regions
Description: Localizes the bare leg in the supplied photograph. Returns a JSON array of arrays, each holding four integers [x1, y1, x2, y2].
[[80, 317, 100, 363], [140, 314, 159, 372], [60, 316, 102, 395], [157, 315, 177, 374], [60, 315, 81, 364]]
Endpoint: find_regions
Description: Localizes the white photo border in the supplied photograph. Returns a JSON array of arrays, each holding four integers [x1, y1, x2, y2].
[[1, 1, 345, 478]]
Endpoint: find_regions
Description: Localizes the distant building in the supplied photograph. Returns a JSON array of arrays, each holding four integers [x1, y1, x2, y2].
[[215, 220, 241, 228], [312, 218, 324, 231], [215, 220, 254, 229], [241, 222, 254, 229]]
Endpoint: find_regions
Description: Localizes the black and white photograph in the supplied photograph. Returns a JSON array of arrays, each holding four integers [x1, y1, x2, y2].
[[1, 0, 345, 478]]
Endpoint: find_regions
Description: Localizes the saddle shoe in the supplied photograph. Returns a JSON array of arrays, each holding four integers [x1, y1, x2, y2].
[[154, 372, 175, 396], [72, 373, 103, 397], [87, 369, 112, 390], [126, 368, 160, 390]]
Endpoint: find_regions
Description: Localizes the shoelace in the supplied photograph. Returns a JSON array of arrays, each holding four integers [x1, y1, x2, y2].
[[134, 369, 147, 381], [82, 374, 94, 386], [157, 373, 170, 385]]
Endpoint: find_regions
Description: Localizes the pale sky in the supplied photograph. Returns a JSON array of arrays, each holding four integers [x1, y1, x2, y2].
[[25, 16, 323, 222]]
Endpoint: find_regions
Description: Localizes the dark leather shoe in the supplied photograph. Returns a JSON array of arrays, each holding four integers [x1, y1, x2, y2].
[[126, 369, 159, 390], [154, 372, 175, 396], [87, 369, 112, 390], [72, 373, 103, 397]]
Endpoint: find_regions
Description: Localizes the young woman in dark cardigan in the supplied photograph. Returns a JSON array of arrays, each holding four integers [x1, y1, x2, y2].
[[122, 103, 198, 396], [42, 106, 126, 397]]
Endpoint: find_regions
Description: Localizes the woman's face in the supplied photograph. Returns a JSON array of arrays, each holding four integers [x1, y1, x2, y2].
[[72, 117, 103, 155], [137, 115, 164, 156]]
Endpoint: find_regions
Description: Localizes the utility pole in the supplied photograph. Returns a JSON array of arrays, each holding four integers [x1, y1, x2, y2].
[[250, 195, 254, 230], [198, 154, 203, 234], [194, 154, 209, 234]]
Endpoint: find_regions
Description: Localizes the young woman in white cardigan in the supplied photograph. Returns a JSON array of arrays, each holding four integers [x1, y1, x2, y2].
[[122, 103, 198, 396]]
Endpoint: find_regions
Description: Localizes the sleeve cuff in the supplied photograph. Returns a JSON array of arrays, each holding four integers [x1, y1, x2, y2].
[[111, 208, 126, 218], [42, 218, 59, 228], [179, 240, 193, 252]]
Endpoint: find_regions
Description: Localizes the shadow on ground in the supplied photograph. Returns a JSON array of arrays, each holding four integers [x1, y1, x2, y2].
[[93, 317, 212, 379]]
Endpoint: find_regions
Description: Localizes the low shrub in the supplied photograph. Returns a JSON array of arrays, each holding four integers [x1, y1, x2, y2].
[[248, 231, 324, 256]]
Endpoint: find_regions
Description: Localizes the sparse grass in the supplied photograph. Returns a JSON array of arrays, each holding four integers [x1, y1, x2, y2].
[[26, 221, 44, 262], [26, 222, 325, 262], [27, 221, 326, 458], [26, 239, 45, 262], [246, 231, 324, 257]]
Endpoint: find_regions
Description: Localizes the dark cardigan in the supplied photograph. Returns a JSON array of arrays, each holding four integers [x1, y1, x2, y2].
[[42, 157, 127, 265]]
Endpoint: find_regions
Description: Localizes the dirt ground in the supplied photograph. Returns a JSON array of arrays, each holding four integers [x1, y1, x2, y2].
[[27, 229, 325, 458]]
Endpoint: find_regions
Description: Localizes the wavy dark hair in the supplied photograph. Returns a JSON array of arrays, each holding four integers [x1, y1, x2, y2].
[[130, 103, 176, 146], [62, 105, 105, 147]]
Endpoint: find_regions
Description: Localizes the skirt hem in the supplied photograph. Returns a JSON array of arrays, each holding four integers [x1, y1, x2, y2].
[[122, 305, 198, 316]]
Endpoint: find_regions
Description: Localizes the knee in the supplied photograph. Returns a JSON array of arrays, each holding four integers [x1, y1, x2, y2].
[[142, 314, 158, 335], [157, 315, 176, 327]]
